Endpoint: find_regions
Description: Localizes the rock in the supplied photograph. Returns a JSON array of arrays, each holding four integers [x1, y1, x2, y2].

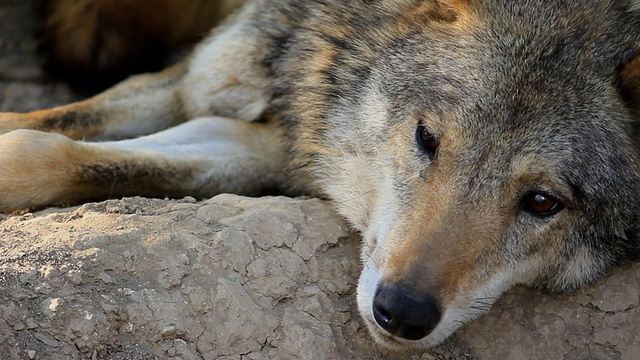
[[0, 196, 373, 359]]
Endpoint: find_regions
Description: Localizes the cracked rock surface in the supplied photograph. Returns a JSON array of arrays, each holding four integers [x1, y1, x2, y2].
[[1, 196, 376, 359], [2, 1, 640, 359]]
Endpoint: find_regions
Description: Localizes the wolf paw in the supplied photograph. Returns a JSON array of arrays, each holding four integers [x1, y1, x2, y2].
[[0, 130, 78, 212]]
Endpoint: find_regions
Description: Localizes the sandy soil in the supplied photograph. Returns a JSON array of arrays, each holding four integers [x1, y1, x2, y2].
[[1, 1, 640, 359]]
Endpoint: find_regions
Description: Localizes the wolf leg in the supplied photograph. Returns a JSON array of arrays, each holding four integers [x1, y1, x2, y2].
[[0, 117, 286, 212]]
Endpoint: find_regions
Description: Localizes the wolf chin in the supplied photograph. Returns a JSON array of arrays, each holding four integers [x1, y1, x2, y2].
[[2, 0, 640, 350]]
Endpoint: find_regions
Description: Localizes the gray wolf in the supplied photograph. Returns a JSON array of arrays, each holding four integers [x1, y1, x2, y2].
[[2, 0, 640, 350]]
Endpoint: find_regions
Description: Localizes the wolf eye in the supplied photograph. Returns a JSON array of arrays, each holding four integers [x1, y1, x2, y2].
[[522, 192, 564, 217], [416, 123, 440, 160]]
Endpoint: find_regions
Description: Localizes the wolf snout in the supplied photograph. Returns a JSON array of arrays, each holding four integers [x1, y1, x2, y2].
[[372, 283, 442, 341]]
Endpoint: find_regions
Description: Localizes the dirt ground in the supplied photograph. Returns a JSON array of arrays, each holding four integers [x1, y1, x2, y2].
[[1, 1, 640, 359]]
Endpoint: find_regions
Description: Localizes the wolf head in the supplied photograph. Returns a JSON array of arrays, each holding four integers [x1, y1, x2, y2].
[[286, 0, 640, 349]]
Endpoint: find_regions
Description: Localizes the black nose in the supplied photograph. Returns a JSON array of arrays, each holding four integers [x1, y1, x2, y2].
[[372, 283, 441, 341]]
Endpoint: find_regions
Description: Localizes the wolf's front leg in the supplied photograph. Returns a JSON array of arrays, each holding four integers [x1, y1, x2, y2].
[[0, 117, 287, 212]]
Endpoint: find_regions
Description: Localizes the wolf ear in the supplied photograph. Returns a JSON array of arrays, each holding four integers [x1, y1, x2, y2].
[[618, 54, 640, 117]]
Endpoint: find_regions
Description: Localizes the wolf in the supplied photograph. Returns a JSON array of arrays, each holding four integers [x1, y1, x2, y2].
[[2, 0, 640, 350]]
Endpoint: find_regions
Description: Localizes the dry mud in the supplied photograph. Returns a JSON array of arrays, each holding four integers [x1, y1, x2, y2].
[[1, 1, 640, 359]]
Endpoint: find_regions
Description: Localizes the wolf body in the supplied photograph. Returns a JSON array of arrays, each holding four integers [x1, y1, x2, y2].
[[2, 0, 640, 349]]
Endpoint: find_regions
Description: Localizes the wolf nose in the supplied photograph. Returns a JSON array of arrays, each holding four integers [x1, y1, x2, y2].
[[372, 283, 441, 341]]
